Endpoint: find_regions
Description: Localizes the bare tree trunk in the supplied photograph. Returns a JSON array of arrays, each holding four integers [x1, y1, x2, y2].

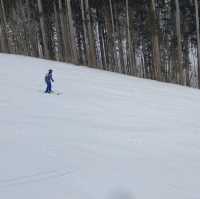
[[80, 0, 89, 65], [66, 0, 78, 63], [37, 32, 43, 57], [104, 9, 113, 71], [0, 0, 9, 53], [58, 0, 70, 62], [108, 0, 117, 71], [151, 0, 161, 80], [183, 39, 190, 86], [126, 0, 136, 75], [25, 0, 33, 56], [99, 29, 107, 69], [175, 0, 183, 84], [194, 0, 200, 88], [19, 0, 30, 55], [37, 0, 49, 58], [96, 9, 107, 69], [53, 1, 62, 61], [118, 31, 125, 74], [85, 0, 97, 67], [26, 0, 38, 57]]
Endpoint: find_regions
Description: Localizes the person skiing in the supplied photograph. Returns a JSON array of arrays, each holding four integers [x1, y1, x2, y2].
[[45, 69, 54, 93]]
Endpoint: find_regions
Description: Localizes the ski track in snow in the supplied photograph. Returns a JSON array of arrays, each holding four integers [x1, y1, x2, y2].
[[0, 169, 74, 188], [0, 54, 200, 199]]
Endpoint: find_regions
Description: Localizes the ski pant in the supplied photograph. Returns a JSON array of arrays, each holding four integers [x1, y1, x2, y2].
[[45, 81, 52, 93]]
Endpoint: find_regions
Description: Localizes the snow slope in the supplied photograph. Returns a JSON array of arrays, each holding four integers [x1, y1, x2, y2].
[[0, 53, 200, 199]]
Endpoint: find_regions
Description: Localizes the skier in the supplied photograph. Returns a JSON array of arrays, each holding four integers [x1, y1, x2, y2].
[[45, 69, 54, 93]]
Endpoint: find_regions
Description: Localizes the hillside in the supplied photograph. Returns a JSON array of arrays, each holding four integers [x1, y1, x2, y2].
[[0, 54, 200, 199]]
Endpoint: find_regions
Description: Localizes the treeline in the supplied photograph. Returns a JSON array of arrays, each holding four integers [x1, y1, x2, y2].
[[0, 0, 200, 88]]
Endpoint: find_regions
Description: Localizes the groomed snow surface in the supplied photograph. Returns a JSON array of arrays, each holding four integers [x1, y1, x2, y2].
[[0, 54, 200, 199]]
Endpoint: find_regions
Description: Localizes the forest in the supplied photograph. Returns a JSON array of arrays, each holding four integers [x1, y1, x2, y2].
[[0, 0, 200, 88]]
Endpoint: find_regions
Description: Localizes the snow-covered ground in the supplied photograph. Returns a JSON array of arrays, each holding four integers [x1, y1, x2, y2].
[[0, 53, 200, 199]]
